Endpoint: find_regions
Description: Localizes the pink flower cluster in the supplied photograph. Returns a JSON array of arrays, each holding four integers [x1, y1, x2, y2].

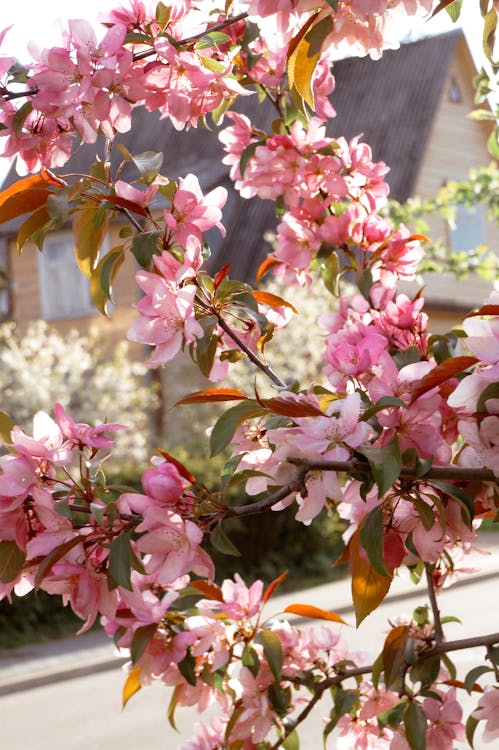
[[219, 114, 424, 285]]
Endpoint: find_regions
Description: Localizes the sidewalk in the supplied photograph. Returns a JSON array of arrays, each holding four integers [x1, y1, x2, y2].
[[0, 533, 497, 696]]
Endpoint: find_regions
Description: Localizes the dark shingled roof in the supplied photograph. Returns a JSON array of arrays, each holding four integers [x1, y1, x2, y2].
[[1, 31, 461, 281]]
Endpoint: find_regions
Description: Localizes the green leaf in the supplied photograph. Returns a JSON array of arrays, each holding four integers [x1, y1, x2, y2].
[[360, 506, 391, 577], [282, 730, 299, 750], [13, 101, 33, 137], [487, 127, 499, 159], [466, 714, 479, 749], [357, 438, 401, 496], [239, 139, 266, 177], [177, 649, 197, 686], [242, 645, 260, 677], [131, 231, 161, 268], [34, 536, 82, 589], [132, 151, 164, 182], [167, 685, 181, 732], [377, 700, 406, 730], [155, 1, 171, 27], [108, 533, 133, 591], [211, 521, 241, 557], [0, 541, 26, 583], [430, 480, 475, 523], [318, 249, 340, 296], [259, 630, 283, 682], [409, 655, 440, 688], [382, 626, 410, 689], [0, 410, 13, 442], [268, 683, 290, 716], [130, 623, 157, 664], [412, 496, 436, 531], [445, 0, 462, 21], [90, 247, 125, 316], [477, 381, 499, 412], [362, 396, 407, 421], [464, 665, 491, 693], [404, 701, 427, 750], [210, 400, 263, 457]]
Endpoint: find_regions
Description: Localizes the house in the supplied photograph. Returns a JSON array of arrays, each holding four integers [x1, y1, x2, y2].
[[0, 29, 496, 342]]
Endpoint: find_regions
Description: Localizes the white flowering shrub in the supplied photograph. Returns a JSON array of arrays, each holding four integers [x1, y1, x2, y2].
[[0, 321, 157, 467]]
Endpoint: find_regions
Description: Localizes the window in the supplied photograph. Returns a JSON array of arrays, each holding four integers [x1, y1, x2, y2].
[[38, 232, 95, 320], [449, 204, 486, 254]]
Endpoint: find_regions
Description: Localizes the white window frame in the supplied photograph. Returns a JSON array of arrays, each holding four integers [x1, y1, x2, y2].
[[38, 232, 96, 321]]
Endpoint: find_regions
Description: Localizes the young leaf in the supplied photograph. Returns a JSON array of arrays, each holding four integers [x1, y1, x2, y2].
[[189, 580, 225, 602], [211, 521, 241, 557], [409, 356, 478, 403], [259, 630, 283, 682], [404, 701, 427, 750], [0, 188, 51, 225], [175, 388, 248, 406], [157, 448, 196, 484], [122, 667, 142, 707], [287, 14, 333, 109], [108, 533, 133, 591], [209, 400, 264, 457], [263, 570, 288, 604], [349, 528, 393, 626], [0, 541, 26, 583], [257, 393, 324, 418], [357, 438, 401, 496], [130, 623, 157, 664], [73, 202, 110, 278], [382, 625, 410, 689], [284, 603, 347, 624], [252, 290, 298, 314], [359, 506, 391, 578]]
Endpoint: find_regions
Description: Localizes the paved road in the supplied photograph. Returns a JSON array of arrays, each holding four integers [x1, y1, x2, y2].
[[1, 566, 497, 750]]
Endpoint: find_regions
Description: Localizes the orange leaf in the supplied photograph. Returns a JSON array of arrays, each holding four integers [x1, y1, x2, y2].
[[175, 388, 248, 406], [263, 570, 288, 604], [284, 603, 347, 624], [443, 679, 483, 693], [157, 448, 196, 484], [350, 528, 392, 627], [382, 625, 410, 688], [0, 171, 57, 210], [466, 304, 499, 317], [406, 233, 429, 243], [252, 290, 298, 314], [189, 580, 225, 602], [0, 188, 50, 224], [410, 356, 478, 404], [256, 256, 280, 282], [122, 667, 142, 708], [287, 13, 333, 109], [258, 393, 324, 418]]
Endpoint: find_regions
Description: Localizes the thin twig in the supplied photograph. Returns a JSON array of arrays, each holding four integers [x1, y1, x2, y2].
[[425, 564, 444, 645], [132, 13, 248, 62]]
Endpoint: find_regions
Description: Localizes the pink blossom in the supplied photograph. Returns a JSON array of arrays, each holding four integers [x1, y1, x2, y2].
[[473, 687, 499, 742]]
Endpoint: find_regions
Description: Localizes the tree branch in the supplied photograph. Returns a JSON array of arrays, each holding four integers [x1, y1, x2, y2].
[[132, 13, 248, 62], [287, 457, 497, 483], [425, 564, 444, 645]]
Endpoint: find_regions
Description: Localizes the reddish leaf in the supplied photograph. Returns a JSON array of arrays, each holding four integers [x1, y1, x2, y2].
[[466, 305, 499, 317], [382, 625, 410, 688], [263, 570, 288, 604], [284, 603, 347, 624], [0, 188, 50, 224], [189, 580, 225, 602], [157, 448, 196, 484], [258, 393, 324, 417], [0, 170, 59, 210], [410, 356, 478, 404], [256, 255, 280, 282], [99, 194, 149, 217], [175, 388, 248, 406], [443, 679, 483, 694], [252, 290, 298, 314], [214, 263, 231, 289], [350, 528, 393, 626]]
